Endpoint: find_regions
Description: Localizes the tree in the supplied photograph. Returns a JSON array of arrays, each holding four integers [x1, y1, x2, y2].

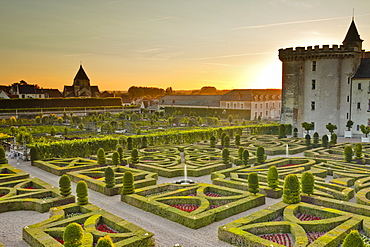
[[76, 181, 88, 205], [344, 145, 353, 163], [346, 120, 354, 131], [29, 146, 39, 162], [301, 122, 314, 135], [117, 145, 124, 164], [105, 167, 116, 188], [248, 172, 259, 195], [360, 124, 370, 137], [267, 166, 279, 189], [238, 147, 244, 160], [131, 148, 139, 164], [127, 137, 133, 150], [59, 174, 72, 196], [0, 146, 7, 164], [256, 146, 265, 164], [96, 235, 115, 247], [222, 148, 229, 164], [301, 172, 314, 195], [278, 124, 286, 138], [235, 134, 241, 146], [220, 132, 226, 146], [97, 148, 106, 165], [242, 149, 249, 166], [354, 143, 363, 160], [228, 115, 233, 125], [283, 174, 300, 204], [313, 132, 319, 148], [322, 134, 329, 149], [305, 134, 311, 149], [112, 151, 119, 166], [141, 136, 148, 148], [326, 122, 337, 135], [342, 230, 364, 247], [122, 171, 135, 195], [224, 135, 230, 148], [210, 135, 216, 148], [63, 223, 84, 247]]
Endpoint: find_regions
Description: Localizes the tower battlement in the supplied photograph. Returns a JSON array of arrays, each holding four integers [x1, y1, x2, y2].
[[279, 44, 361, 61]]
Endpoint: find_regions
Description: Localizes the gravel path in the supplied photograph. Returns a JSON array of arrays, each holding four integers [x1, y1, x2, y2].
[[0, 136, 362, 246]]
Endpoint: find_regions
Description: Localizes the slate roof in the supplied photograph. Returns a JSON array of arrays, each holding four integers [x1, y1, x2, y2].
[[159, 95, 223, 107], [74, 65, 90, 81], [18, 84, 43, 94], [343, 20, 363, 45], [43, 89, 63, 98], [90, 86, 101, 97], [63, 86, 76, 97], [353, 58, 370, 79], [220, 89, 281, 101]]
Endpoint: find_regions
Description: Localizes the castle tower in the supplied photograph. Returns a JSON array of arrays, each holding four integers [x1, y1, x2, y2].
[[279, 20, 364, 136]]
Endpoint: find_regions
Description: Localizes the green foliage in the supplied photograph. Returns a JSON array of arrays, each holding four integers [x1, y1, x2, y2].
[[242, 149, 249, 166], [331, 133, 337, 145], [342, 230, 364, 247], [354, 143, 363, 160], [97, 148, 106, 165], [96, 235, 115, 247], [131, 148, 139, 164], [220, 132, 226, 146], [305, 134, 311, 148], [267, 166, 279, 189], [127, 137, 133, 150], [313, 132, 319, 147], [301, 122, 314, 134], [50, 126, 56, 136], [283, 174, 300, 204], [224, 135, 230, 148], [104, 167, 116, 188], [256, 146, 265, 164], [322, 134, 329, 149], [29, 146, 39, 161], [117, 145, 124, 163], [301, 172, 314, 195], [0, 146, 7, 164], [122, 171, 135, 195], [344, 145, 353, 163], [141, 136, 148, 148], [76, 181, 89, 205], [222, 148, 229, 164], [346, 120, 354, 131], [248, 172, 259, 195], [235, 134, 241, 146], [238, 147, 244, 160], [59, 174, 71, 196], [112, 151, 119, 166], [293, 127, 298, 137], [63, 222, 84, 247], [278, 124, 286, 138], [210, 135, 216, 148], [360, 124, 370, 137], [326, 122, 337, 134]]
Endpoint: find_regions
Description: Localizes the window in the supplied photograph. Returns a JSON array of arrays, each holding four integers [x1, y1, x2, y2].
[[347, 113, 349, 119], [357, 102, 361, 110], [311, 101, 315, 110], [240, 103, 244, 109], [311, 122, 315, 130], [266, 103, 268, 108], [369, 100, 370, 111], [272, 103, 275, 107], [347, 95, 350, 102], [255, 104, 257, 109], [260, 104, 262, 109], [266, 111, 268, 116], [226, 102, 230, 108], [358, 83, 362, 90], [233, 103, 237, 109], [357, 125, 360, 131], [312, 80, 316, 90], [312, 61, 316, 71], [255, 112, 258, 118]]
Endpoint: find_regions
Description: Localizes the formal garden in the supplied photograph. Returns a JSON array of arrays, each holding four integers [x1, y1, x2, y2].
[[1, 112, 370, 246]]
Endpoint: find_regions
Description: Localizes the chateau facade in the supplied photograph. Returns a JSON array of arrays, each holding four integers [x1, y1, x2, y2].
[[279, 19, 370, 137]]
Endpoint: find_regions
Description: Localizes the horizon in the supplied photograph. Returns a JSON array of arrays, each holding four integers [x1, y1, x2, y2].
[[1, 1, 370, 92]]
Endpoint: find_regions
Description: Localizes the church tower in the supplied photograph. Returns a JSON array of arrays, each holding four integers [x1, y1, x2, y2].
[[279, 19, 364, 136], [63, 65, 101, 98]]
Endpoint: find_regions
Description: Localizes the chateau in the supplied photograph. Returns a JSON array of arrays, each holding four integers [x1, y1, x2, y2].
[[279, 19, 370, 137]]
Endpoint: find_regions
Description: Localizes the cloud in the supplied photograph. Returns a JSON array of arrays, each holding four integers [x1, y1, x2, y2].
[[189, 52, 275, 61], [148, 16, 174, 22], [61, 54, 92, 57], [205, 63, 242, 68]]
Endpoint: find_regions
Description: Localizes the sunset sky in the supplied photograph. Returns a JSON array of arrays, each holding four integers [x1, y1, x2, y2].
[[1, 1, 370, 92]]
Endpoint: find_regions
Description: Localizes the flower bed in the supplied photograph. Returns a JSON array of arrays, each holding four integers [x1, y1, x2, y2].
[[307, 231, 327, 244], [97, 223, 118, 233], [259, 233, 293, 247], [170, 204, 200, 213], [296, 212, 322, 221]]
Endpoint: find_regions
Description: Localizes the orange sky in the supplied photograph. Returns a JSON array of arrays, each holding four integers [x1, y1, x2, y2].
[[1, 1, 370, 91]]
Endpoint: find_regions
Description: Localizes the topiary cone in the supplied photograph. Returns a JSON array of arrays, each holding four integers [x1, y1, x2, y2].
[[96, 235, 115, 247], [63, 222, 84, 247], [105, 166, 116, 188], [59, 174, 72, 196], [76, 181, 88, 205], [122, 171, 135, 195]]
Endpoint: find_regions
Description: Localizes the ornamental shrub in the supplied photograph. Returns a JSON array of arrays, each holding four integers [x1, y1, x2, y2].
[[97, 148, 106, 165], [238, 147, 244, 160], [224, 135, 230, 148], [342, 230, 364, 247], [76, 181, 89, 205], [235, 134, 241, 146], [104, 167, 116, 188], [96, 235, 115, 247], [50, 126, 56, 136], [210, 135, 216, 148], [305, 134, 311, 149], [278, 124, 286, 139], [222, 148, 229, 164], [344, 145, 353, 163], [267, 166, 279, 189], [331, 133, 337, 145], [131, 148, 139, 164], [122, 171, 135, 195], [0, 146, 7, 164], [293, 127, 298, 137], [322, 135, 329, 149], [127, 137, 133, 150], [301, 171, 314, 195], [283, 174, 300, 204], [59, 174, 71, 196], [242, 149, 249, 166], [326, 122, 337, 135], [29, 146, 39, 161], [256, 146, 265, 164], [112, 151, 119, 166], [63, 223, 84, 247], [141, 136, 148, 148], [354, 143, 363, 160], [220, 132, 226, 146], [313, 132, 319, 148], [117, 145, 124, 163], [248, 172, 259, 195]]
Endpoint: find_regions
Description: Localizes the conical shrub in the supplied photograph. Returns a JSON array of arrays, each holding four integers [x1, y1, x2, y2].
[[267, 166, 279, 189], [122, 171, 135, 195], [283, 174, 300, 204], [76, 181, 88, 205], [248, 172, 259, 195], [112, 151, 119, 166], [96, 235, 115, 247], [301, 171, 314, 195], [63, 222, 84, 247], [97, 148, 106, 165], [105, 167, 116, 188], [59, 174, 71, 196]]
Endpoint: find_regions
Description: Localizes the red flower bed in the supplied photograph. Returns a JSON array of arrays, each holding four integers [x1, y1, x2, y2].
[[97, 223, 118, 233], [169, 204, 200, 212], [0, 193, 5, 197], [187, 193, 197, 196], [296, 213, 322, 221], [260, 233, 293, 247], [54, 237, 64, 244], [210, 205, 221, 209], [91, 177, 102, 179], [307, 231, 327, 243], [205, 192, 223, 197], [24, 186, 37, 189], [271, 216, 283, 222], [281, 164, 297, 167]]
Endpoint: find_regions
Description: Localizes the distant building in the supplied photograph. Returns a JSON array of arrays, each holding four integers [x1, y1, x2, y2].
[[42, 88, 63, 98], [0, 90, 10, 99], [9, 80, 45, 98], [63, 65, 101, 97], [279, 19, 370, 136]]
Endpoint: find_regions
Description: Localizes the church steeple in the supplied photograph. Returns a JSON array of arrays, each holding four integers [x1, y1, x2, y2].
[[343, 20, 363, 50], [74, 65, 90, 82]]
